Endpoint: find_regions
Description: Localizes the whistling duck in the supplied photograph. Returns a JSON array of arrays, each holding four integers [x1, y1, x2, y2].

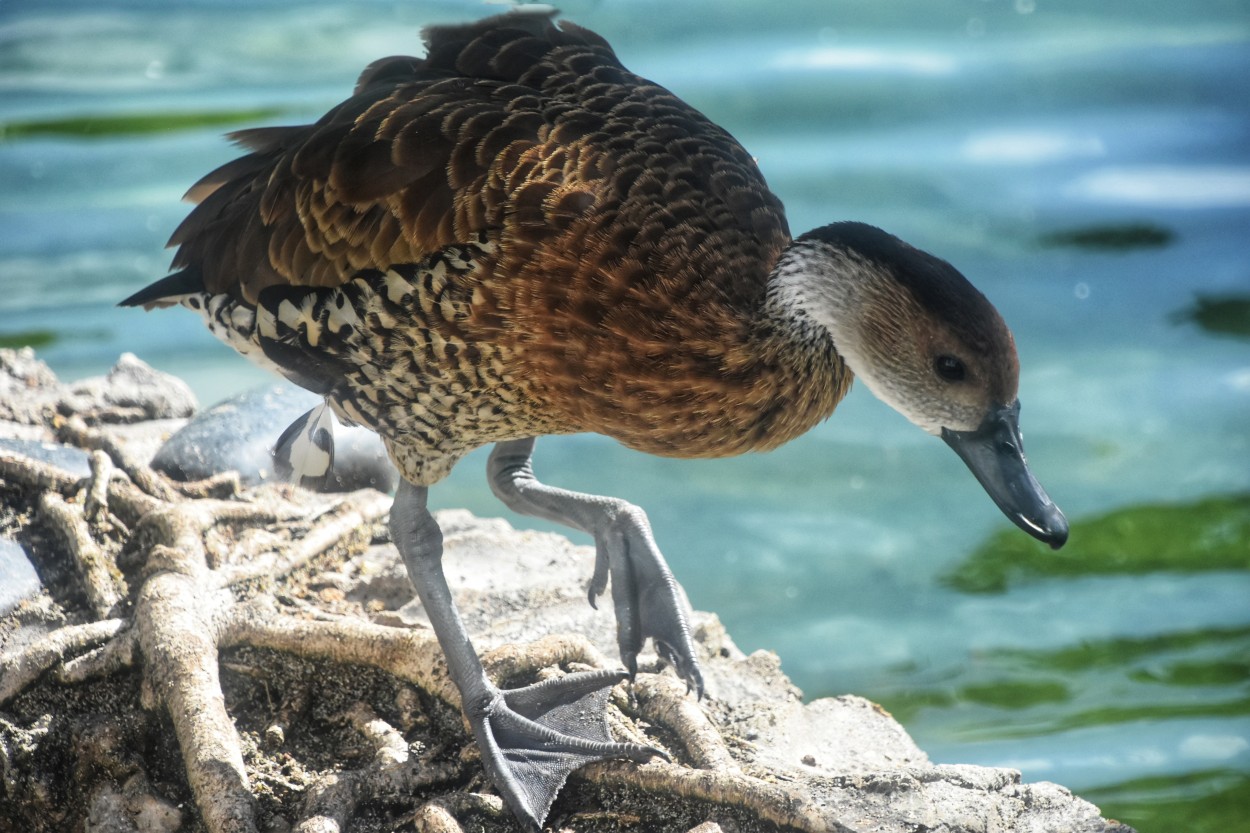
[[123, 11, 1067, 830]]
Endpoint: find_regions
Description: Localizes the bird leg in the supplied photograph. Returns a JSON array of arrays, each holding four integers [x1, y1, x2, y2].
[[487, 438, 704, 696], [388, 479, 664, 832]]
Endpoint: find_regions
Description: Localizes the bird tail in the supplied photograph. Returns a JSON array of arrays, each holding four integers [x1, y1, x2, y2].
[[118, 268, 204, 309]]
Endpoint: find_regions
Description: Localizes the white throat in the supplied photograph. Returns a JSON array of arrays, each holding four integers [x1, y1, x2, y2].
[[766, 240, 945, 435]]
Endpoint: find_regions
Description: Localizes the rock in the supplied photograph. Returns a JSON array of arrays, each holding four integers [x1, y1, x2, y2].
[[0, 348, 61, 425], [376, 511, 1134, 833], [0, 437, 91, 479], [0, 536, 41, 617], [151, 382, 395, 493], [0, 349, 195, 427], [63, 353, 197, 423]]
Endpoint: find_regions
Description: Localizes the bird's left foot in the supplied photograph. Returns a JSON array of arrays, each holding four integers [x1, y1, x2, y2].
[[582, 504, 704, 695], [488, 439, 705, 697]]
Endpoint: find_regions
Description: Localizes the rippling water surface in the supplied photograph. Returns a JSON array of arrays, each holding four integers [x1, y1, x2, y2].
[[3, 2, 1248, 829]]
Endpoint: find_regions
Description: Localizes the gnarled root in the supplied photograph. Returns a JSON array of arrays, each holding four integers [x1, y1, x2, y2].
[[2, 437, 823, 833]]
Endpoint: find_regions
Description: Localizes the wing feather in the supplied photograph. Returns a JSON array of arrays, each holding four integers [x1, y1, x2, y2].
[[153, 10, 788, 316]]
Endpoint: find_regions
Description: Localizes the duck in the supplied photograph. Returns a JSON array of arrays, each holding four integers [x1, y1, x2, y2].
[[122, 10, 1068, 830]]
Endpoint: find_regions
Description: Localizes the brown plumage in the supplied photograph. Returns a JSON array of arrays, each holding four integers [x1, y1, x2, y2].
[[142, 11, 847, 482]]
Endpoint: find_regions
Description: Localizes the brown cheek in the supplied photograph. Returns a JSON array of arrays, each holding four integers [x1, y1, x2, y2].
[[970, 375, 996, 412], [981, 324, 1020, 405]]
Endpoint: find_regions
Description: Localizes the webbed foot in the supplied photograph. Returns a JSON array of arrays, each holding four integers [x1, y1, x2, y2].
[[471, 669, 665, 830]]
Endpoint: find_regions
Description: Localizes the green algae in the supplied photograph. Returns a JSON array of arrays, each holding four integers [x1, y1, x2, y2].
[[1087, 770, 1250, 833], [943, 493, 1250, 594], [957, 679, 1071, 709], [864, 625, 1250, 737], [1036, 222, 1175, 251], [0, 330, 57, 349], [0, 108, 286, 142], [996, 625, 1250, 675], [1173, 294, 1250, 340]]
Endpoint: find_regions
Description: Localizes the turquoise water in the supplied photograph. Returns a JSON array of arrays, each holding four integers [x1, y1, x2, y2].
[[3, 1, 1248, 829]]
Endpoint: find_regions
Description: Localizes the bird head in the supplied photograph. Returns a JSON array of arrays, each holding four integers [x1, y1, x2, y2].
[[773, 221, 1068, 548]]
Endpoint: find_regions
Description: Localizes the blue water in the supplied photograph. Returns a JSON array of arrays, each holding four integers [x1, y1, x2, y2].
[[3, 1, 1248, 828]]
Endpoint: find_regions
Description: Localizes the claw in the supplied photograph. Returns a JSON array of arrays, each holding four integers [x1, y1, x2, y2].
[[621, 648, 639, 680], [656, 641, 705, 698], [586, 539, 610, 609]]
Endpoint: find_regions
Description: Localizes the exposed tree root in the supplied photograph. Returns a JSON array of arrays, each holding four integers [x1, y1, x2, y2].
[[2, 433, 828, 833], [38, 490, 125, 617], [0, 618, 126, 704], [630, 674, 740, 774], [583, 761, 842, 833], [413, 792, 507, 833]]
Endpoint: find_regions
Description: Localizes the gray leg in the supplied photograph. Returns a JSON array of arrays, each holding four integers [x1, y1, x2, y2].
[[389, 480, 661, 831], [487, 438, 704, 696]]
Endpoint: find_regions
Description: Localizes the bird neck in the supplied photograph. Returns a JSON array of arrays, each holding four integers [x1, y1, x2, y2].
[[763, 239, 871, 366], [763, 238, 946, 436], [764, 237, 902, 396], [718, 241, 858, 450]]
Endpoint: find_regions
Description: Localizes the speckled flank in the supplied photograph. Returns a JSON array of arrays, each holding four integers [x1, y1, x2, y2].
[[182, 233, 522, 483]]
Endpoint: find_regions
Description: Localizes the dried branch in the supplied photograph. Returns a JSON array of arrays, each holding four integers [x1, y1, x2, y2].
[[56, 626, 139, 684], [84, 449, 114, 528]]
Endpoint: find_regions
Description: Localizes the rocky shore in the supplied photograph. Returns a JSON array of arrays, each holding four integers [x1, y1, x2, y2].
[[0, 349, 1133, 833]]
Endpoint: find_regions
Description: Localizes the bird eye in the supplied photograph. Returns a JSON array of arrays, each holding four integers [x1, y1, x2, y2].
[[934, 354, 967, 382]]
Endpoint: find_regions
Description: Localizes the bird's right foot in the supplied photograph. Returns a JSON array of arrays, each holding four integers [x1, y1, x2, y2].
[[467, 668, 665, 831], [389, 479, 666, 831]]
